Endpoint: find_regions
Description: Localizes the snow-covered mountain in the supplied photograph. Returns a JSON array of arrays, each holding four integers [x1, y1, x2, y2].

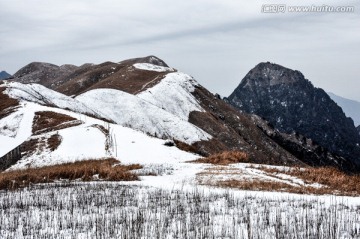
[[1, 56, 358, 172], [328, 92, 360, 127], [0, 81, 199, 170]]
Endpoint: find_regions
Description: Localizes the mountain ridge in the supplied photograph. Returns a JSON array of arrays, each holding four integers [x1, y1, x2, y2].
[[2, 57, 358, 172]]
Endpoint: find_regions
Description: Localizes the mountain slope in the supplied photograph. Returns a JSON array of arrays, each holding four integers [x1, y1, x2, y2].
[[7, 57, 359, 172], [328, 92, 360, 127], [0, 81, 199, 170], [227, 62, 360, 166], [76, 88, 211, 144], [10, 56, 174, 97], [0, 71, 11, 80]]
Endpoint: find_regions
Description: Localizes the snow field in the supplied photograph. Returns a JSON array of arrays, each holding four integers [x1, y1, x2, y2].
[[0, 183, 359, 239]]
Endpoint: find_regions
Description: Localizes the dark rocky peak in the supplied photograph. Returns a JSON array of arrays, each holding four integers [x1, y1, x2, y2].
[[118, 55, 169, 67], [14, 62, 59, 78], [12, 62, 79, 89], [240, 62, 309, 89], [228, 62, 360, 167], [0, 71, 11, 80], [357, 125, 360, 135]]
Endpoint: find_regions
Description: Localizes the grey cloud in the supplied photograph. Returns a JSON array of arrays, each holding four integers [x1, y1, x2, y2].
[[0, 0, 359, 102]]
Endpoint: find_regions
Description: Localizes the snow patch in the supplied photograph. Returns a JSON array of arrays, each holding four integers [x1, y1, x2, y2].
[[0, 103, 34, 157], [133, 63, 174, 72], [0, 111, 24, 138]]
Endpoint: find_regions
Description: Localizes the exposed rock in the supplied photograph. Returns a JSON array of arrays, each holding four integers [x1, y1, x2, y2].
[[227, 62, 360, 166]]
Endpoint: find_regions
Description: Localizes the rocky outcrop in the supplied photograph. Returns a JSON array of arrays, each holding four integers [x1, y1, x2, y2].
[[227, 62, 360, 166]]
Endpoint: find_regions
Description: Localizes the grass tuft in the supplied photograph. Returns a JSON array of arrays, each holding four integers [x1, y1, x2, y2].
[[191, 151, 249, 165]]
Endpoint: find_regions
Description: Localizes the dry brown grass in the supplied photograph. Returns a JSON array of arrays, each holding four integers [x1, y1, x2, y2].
[[191, 151, 249, 165], [174, 140, 200, 155], [47, 134, 62, 151], [0, 158, 142, 190], [21, 134, 62, 158], [32, 111, 80, 135], [0, 87, 19, 119], [217, 179, 300, 193], [213, 165, 360, 196], [258, 166, 360, 196]]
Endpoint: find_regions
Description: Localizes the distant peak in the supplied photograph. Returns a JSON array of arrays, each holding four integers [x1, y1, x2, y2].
[[0, 70, 12, 80], [14, 62, 59, 78], [119, 55, 169, 67]]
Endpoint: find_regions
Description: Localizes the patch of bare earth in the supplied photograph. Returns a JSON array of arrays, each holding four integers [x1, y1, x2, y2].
[[21, 134, 62, 157], [0, 158, 142, 190], [173, 139, 204, 155], [32, 111, 82, 135], [0, 87, 19, 119]]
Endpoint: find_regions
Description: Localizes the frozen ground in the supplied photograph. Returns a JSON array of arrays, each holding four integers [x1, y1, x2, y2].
[[0, 183, 359, 239]]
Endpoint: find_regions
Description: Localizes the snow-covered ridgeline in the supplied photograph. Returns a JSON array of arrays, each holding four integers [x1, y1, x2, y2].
[[76, 89, 211, 144], [2, 82, 100, 116], [137, 72, 205, 120]]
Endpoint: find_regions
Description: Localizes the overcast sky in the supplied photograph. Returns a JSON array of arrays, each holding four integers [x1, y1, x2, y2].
[[0, 0, 359, 101]]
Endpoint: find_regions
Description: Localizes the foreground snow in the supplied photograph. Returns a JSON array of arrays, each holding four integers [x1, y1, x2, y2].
[[0, 183, 359, 239]]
